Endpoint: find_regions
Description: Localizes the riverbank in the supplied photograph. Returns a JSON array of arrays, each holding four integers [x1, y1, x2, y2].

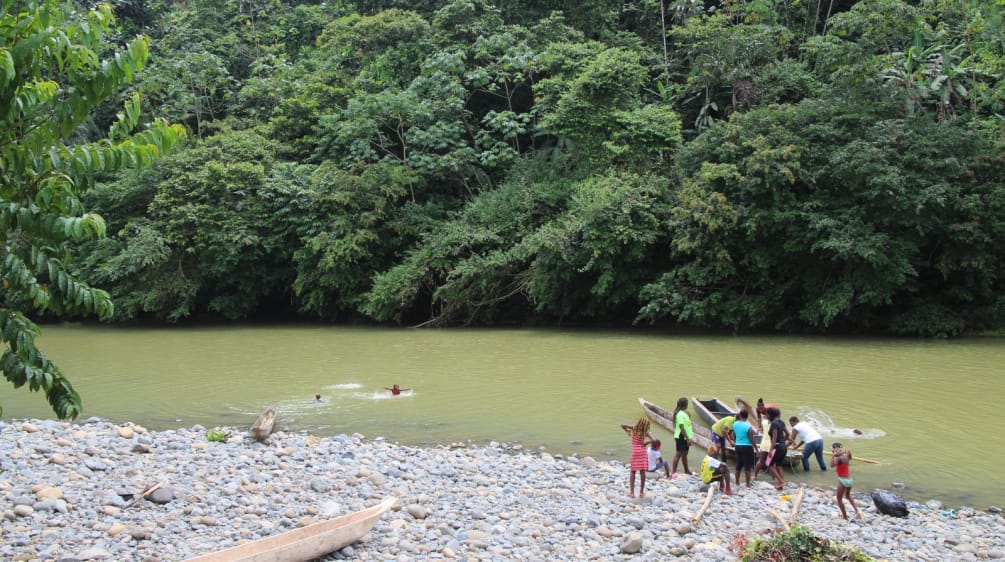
[[2, 418, 1002, 561]]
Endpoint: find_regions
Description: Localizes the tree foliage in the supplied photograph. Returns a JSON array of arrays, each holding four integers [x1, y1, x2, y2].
[[1, 0, 184, 418], [44, 0, 1005, 340]]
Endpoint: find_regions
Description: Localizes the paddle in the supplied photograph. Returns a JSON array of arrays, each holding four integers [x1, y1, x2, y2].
[[790, 444, 881, 465], [824, 450, 881, 465]]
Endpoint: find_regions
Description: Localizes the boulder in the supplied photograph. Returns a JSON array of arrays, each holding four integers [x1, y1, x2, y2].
[[620, 531, 644, 554]]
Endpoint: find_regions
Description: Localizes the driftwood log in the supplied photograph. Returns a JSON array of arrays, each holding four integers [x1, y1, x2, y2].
[[125, 480, 167, 508], [251, 408, 277, 442], [788, 488, 806, 525], [692, 482, 718, 524], [768, 508, 791, 532]]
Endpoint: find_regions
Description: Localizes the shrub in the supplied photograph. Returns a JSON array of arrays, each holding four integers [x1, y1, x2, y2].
[[742, 526, 873, 561]]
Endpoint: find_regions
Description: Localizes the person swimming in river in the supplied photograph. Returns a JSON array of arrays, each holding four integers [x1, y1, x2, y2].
[[384, 384, 411, 395], [314, 393, 322, 402]]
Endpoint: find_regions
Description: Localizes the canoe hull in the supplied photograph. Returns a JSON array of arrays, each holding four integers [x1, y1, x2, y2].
[[691, 397, 734, 428], [184, 497, 396, 562]]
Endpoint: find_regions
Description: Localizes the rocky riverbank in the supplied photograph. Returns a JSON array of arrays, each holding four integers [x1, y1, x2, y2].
[[2, 418, 1003, 561]]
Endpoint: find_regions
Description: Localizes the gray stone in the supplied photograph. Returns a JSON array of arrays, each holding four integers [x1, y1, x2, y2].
[[309, 478, 331, 493], [147, 486, 174, 504], [84, 458, 109, 471], [75, 547, 113, 560], [129, 528, 151, 540], [620, 531, 644, 554], [406, 505, 428, 519]]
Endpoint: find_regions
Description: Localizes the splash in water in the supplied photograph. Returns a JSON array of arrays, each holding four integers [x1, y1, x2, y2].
[[798, 408, 885, 440]]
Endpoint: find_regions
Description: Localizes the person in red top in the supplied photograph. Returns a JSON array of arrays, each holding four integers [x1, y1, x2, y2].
[[831, 442, 864, 520], [621, 418, 654, 498], [384, 384, 411, 395]]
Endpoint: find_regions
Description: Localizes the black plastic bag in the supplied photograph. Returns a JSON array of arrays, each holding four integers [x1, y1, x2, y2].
[[871, 490, 909, 517]]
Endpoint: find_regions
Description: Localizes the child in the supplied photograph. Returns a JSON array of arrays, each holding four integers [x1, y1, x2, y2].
[[831, 442, 864, 520], [752, 400, 772, 480], [700, 444, 733, 495], [647, 439, 671, 477], [621, 418, 654, 498], [384, 384, 411, 395], [671, 397, 694, 476]]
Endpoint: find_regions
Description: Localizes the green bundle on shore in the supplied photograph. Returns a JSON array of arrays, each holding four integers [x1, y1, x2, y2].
[[739, 525, 873, 561]]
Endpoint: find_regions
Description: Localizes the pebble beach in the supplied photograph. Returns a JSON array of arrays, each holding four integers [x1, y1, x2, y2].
[[3, 418, 1003, 561]]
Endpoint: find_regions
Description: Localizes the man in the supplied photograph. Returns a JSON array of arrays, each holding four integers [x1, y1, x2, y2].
[[788, 416, 827, 471], [710, 415, 736, 462]]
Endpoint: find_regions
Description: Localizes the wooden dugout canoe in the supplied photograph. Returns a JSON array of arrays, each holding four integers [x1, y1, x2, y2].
[[691, 397, 736, 428], [184, 497, 397, 562]]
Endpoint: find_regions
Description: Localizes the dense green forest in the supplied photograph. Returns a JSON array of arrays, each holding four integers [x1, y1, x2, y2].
[[10, 0, 1005, 342]]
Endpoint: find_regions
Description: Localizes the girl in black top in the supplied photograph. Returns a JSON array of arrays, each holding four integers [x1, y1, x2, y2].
[[766, 407, 788, 490]]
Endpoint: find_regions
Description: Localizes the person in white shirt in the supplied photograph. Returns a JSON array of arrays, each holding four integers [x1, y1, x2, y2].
[[646, 439, 671, 477], [788, 416, 827, 471]]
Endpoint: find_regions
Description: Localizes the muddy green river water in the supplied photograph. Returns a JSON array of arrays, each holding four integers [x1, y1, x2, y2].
[[2, 325, 1001, 509]]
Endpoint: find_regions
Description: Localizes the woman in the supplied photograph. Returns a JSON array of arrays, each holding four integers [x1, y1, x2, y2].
[[671, 397, 694, 477], [765, 406, 788, 490]]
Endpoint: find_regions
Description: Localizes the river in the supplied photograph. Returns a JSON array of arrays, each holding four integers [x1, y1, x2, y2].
[[2, 324, 1001, 510]]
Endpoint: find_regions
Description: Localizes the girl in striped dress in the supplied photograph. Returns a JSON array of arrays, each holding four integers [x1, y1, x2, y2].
[[621, 418, 653, 498]]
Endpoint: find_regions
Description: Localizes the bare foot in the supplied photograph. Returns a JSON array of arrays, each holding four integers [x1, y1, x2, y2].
[[627, 492, 635, 498]]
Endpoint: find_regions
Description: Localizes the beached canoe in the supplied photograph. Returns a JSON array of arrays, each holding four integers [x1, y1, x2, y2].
[[638, 397, 715, 451], [184, 496, 396, 562], [251, 408, 276, 442]]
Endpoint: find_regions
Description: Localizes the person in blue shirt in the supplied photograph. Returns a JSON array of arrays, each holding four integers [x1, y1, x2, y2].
[[731, 409, 758, 489]]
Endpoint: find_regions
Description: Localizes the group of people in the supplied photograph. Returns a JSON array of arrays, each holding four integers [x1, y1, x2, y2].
[[624, 397, 863, 519]]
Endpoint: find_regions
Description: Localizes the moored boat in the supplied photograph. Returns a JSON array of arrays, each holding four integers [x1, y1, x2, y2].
[[184, 496, 397, 562], [691, 397, 735, 428]]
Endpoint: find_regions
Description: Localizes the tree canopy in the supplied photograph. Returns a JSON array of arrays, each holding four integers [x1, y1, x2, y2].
[[67, 0, 1005, 339]]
